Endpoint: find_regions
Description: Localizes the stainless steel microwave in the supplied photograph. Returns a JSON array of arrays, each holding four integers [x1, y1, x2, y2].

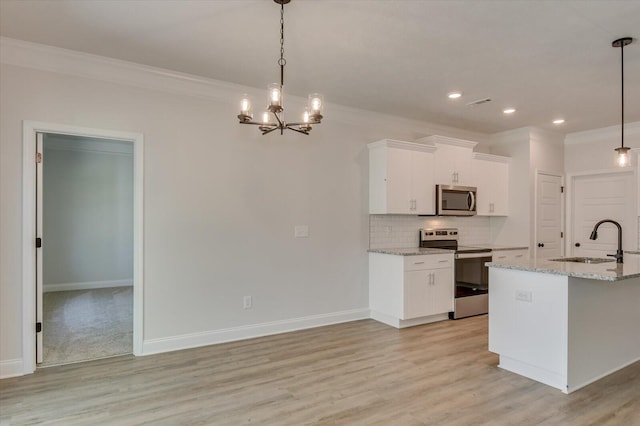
[[436, 185, 477, 216]]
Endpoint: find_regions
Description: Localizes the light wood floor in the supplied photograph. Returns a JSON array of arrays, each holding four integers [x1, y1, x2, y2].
[[1, 316, 639, 425]]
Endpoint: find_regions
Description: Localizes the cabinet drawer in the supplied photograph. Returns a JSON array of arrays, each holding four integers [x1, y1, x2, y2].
[[404, 254, 452, 271]]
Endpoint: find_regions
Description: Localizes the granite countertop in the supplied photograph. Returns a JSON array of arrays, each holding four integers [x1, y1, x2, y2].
[[368, 247, 454, 256], [487, 256, 640, 282]]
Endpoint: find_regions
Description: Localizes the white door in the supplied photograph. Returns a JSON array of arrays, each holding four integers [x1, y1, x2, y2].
[[535, 173, 563, 259], [36, 133, 44, 364], [572, 172, 636, 258]]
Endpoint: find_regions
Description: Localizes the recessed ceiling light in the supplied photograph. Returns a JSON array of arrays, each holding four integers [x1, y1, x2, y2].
[[503, 108, 516, 114], [448, 92, 462, 99], [553, 119, 565, 125]]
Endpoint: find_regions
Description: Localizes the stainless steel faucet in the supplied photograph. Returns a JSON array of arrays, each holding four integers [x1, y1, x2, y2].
[[589, 219, 623, 264]]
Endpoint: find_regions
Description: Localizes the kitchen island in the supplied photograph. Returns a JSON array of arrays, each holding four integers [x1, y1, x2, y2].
[[487, 256, 640, 393]]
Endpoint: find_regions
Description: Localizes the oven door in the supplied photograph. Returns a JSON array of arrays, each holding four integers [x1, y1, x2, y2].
[[451, 252, 491, 319]]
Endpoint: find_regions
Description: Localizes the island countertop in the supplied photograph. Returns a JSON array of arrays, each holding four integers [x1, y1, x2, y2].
[[487, 256, 640, 281]]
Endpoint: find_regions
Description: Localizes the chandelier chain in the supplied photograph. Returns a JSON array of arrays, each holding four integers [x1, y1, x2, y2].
[[278, 2, 286, 86]]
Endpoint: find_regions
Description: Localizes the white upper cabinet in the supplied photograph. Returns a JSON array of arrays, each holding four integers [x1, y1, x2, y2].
[[472, 153, 510, 216], [368, 140, 436, 215], [417, 135, 477, 186]]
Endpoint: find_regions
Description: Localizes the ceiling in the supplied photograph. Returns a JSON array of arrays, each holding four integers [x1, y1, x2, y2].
[[1, 0, 639, 135]]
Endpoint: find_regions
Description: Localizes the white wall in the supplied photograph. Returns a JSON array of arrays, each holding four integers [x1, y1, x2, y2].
[[0, 38, 489, 373], [487, 128, 531, 247], [564, 122, 640, 173], [487, 127, 565, 251], [43, 135, 134, 289], [564, 122, 640, 251]]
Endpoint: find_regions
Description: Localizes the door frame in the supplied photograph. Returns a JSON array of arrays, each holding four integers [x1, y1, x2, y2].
[[22, 120, 144, 374], [533, 169, 565, 259], [565, 167, 638, 257]]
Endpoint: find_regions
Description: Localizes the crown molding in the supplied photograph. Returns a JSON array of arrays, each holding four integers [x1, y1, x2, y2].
[[416, 135, 479, 149], [564, 121, 640, 145], [473, 152, 510, 162], [0, 37, 489, 144], [368, 139, 437, 153]]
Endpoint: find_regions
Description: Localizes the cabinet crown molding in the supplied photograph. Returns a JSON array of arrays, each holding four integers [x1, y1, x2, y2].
[[416, 135, 478, 150], [368, 139, 437, 153], [473, 152, 510, 163]]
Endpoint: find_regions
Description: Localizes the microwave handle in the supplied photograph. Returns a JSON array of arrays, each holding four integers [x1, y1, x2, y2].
[[468, 191, 476, 211]]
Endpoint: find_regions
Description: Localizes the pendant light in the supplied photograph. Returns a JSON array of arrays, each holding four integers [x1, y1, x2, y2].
[[237, 0, 323, 135], [612, 37, 633, 167]]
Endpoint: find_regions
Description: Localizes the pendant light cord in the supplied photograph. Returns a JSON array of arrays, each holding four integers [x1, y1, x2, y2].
[[621, 40, 625, 149]]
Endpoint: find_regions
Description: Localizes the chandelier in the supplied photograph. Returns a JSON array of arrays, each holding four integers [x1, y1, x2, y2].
[[237, 0, 323, 135], [612, 37, 632, 167]]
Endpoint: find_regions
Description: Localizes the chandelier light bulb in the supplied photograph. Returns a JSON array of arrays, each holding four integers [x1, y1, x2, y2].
[[240, 95, 251, 116], [303, 109, 310, 123], [309, 93, 324, 119], [268, 83, 282, 108], [262, 111, 270, 124], [448, 92, 462, 99]]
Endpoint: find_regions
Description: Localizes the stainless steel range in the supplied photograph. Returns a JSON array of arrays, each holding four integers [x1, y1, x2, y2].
[[419, 228, 492, 319]]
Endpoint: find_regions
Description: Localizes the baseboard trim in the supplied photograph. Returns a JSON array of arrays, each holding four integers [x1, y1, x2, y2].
[[0, 358, 24, 379], [44, 279, 133, 292], [142, 308, 370, 356]]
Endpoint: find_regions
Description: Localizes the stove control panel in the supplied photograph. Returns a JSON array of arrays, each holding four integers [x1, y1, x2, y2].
[[420, 228, 459, 241]]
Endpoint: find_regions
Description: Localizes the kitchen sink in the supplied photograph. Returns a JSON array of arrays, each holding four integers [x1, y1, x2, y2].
[[549, 257, 615, 264]]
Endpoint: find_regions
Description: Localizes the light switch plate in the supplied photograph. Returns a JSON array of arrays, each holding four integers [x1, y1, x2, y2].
[[294, 225, 309, 238]]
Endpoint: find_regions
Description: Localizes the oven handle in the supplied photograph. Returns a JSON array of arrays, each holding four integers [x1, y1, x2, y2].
[[455, 252, 492, 259]]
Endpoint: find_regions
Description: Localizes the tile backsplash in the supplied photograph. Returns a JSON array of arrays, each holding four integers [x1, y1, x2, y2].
[[369, 215, 491, 249]]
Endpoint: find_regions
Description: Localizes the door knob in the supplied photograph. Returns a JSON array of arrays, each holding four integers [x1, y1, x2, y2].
[[537, 243, 545, 248], [575, 243, 581, 247]]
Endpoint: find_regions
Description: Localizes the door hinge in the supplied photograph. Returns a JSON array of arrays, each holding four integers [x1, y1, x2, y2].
[[36, 322, 42, 333], [36, 152, 42, 164], [36, 237, 42, 248], [561, 186, 564, 193]]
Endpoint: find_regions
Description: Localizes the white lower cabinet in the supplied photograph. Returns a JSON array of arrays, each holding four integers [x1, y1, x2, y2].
[[369, 252, 454, 328]]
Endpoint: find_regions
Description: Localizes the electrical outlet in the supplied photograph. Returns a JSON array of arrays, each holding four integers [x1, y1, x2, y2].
[[243, 295, 252, 309], [515, 290, 533, 303]]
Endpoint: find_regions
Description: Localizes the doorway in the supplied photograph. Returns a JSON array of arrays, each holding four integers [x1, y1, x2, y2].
[[38, 134, 134, 366], [569, 171, 637, 258], [22, 121, 144, 375]]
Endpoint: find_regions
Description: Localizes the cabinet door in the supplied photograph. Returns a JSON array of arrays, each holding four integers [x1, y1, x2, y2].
[[411, 150, 435, 215], [434, 144, 473, 185], [428, 268, 454, 315], [404, 270, 430, 319], [472, 158, 509, 216], [434, 145, 458, 185], [386, 148, 413, 214]]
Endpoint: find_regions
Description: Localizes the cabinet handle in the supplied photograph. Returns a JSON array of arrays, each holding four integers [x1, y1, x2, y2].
[[497, 256, 507, 259], [438, 260, 448, 263], [429, 273, 434, 285], [413, 261, 425, 265], [515, 255, 524, 258]]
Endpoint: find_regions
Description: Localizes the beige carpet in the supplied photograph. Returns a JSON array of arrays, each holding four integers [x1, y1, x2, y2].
[[42, 286, 133, 366]]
